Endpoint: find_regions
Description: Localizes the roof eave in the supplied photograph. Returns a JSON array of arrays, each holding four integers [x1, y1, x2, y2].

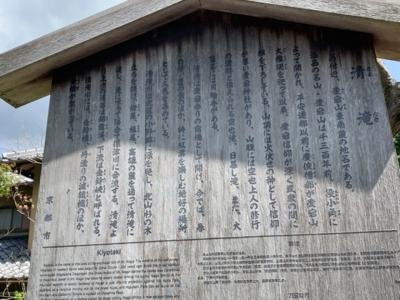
[[0, 0, 399, 107]]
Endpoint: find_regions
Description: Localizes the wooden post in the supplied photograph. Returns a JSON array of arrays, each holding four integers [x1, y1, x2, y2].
[[28, 164, 41, 250]]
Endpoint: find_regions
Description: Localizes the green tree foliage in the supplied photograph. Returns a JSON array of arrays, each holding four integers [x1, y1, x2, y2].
[[379, 63, 400, 166], [0, 164, 17, 197], [15, 291, 25, 300], [395, 134, 400, 166]]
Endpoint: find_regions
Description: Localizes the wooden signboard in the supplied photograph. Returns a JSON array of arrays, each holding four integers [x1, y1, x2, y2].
[[27, 13, 400, 299]]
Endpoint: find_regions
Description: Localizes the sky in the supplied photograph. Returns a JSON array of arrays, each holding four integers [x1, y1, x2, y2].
[[0, 0, 399, 153], [0, 0, 125, 153]]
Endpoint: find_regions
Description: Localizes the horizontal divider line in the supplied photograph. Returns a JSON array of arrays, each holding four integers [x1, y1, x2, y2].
[[42, 229, 397, 249]]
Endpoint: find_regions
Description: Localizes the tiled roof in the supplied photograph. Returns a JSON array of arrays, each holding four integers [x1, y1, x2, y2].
[[0, 237, 30, 279], [1, 148, 43, 163]]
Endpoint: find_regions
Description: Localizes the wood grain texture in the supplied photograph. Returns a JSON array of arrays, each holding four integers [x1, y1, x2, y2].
[[203, 0, 400, 60], [27, 13, 400, 299], [28, 164, 41, 250], [1, 0, 400, 107]]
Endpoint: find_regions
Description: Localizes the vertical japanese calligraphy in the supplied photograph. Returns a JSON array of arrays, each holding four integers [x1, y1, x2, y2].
[[52, 14, 392, 242], [161, 60, 170, 139], [97, 66, 108, 141], [209, 55, 219, 132], [275, 47, 298, 228], [94, 66, 107, 237], [293, 46, 318, 226], [329, 51, 353, 190], [77, 150, 88, 232], [242, 35, 260, 231], [144, 59, 154, 236], [127, 59, 139, 236], [193, 62, 206, 233], [41, 196, 54, 241], [225, 49, 241, 232], [76, 75, 92, 232], [177, 47, 188, 234], [67, 77, 79, 141], [110, 63, 122, 238], [310, 45, 339, 226], [258, 47, 278, 229]]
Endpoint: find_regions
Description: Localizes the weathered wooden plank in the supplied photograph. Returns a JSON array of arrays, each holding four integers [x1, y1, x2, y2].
[[1, 0, 400, 107], [28, 165, 41, 250], [0, 0, 198, 107], [203, 0, 400, 61], [203, 0, 400, 23], [27, 13, 400, 299], [0, 76, 52, 108]]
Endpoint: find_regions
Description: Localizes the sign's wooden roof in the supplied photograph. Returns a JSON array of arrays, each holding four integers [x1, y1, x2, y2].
[[1, 0, 399, 107]]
